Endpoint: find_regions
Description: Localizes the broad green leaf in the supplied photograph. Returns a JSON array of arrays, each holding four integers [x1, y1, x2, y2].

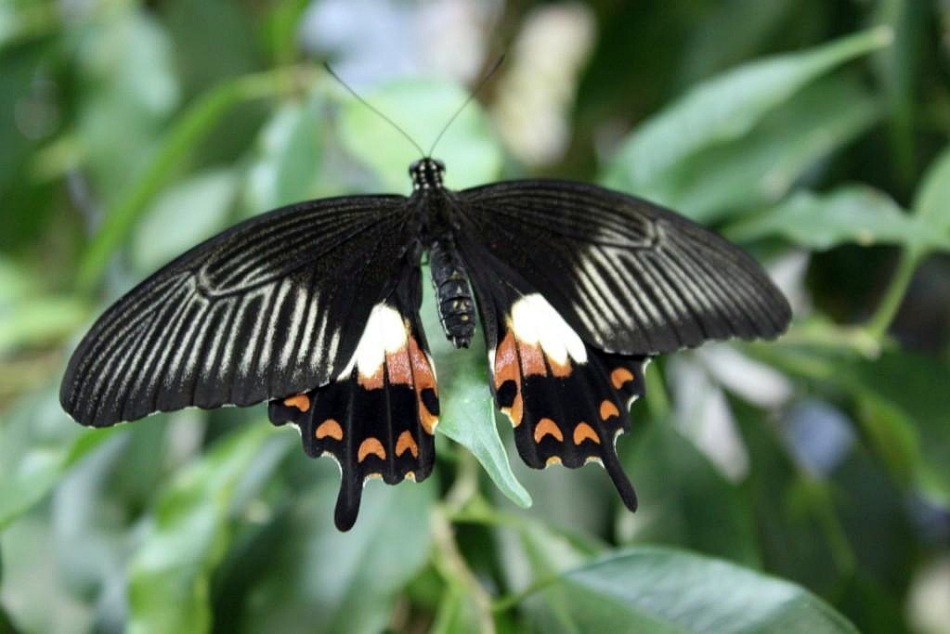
[[912, 144, 950, 239], [728, 187, 948, 252], [0, 257, 31, 303], [847, 352, 950, 504], [1, 514, 95, 633], [620, 419, 759, 566], [244, 97, 325, 213], [237, 461, 435, 634], [495, 515, 602, 594], [0, 388, 116, 531], [681, 0, 797, 83], [630, 77, 880, 223], [605, 28, 892, 194], [132, 168, 237, 273], [77, 69, 298, 290], [127, 424, 281, 634], [337, 79, 503, 193], [0, 295, 89, 354], [420, 269, 531, 508], [77, 7, 180, 208], [523, 547, 858, 633]]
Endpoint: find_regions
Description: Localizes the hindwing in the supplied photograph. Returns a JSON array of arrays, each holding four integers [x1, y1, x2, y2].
[[461, 246, 643, 509], [268, 266, 439, 530]]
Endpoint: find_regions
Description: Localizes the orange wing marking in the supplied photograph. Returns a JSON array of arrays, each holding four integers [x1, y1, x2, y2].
[[610, 367, 635, 390], [408, 335, 439, 434], [493, 330, 524, 427], [518, 341, 546, 376], [395, 431, 419, 458], [357, 438, 386, 462], [386, 346, 413, 386], [315, 419, 344, 440], [534, 418, 564, 443], [599, 400, 620, 420], [573, 422, 600, 445], [284, 394, 311, 412]]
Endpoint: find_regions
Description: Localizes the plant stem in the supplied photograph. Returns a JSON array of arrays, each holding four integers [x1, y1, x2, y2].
[[431, 507, 496, 634], [866, 249, 919, 342]]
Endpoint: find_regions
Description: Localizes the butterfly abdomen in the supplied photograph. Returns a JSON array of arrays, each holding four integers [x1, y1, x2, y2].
[[429, 239, 475, 348]]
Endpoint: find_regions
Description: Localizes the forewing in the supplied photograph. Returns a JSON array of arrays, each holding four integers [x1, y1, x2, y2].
[[456, 180, 791, 355], [62, 195, 414, 426], [268, 265, 439, 531]]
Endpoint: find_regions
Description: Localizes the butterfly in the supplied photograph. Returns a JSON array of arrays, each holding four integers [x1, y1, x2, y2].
[[61, 156, 791, 530]]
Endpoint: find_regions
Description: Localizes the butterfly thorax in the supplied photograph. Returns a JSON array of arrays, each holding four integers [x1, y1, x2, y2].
[[409, 158, 476, 348]]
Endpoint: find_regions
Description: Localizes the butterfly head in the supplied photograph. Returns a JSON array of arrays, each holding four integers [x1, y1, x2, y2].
[[410, 158, 445, 192]]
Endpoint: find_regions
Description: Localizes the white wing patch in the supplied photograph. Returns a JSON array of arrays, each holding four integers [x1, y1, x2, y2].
[[337, 303, 408, 379], [510, 293, 587, 365]]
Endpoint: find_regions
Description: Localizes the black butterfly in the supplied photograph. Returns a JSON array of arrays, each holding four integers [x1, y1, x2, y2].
[[61, 157, 791, 530]]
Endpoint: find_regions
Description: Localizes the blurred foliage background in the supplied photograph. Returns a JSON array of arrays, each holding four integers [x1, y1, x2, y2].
[[1, 0, 950, 632]]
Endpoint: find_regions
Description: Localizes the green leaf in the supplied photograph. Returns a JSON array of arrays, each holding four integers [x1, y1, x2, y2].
[[77, 7, 180, 209], [621, 419, 760, 566], [605, 28, 892, 196], [629, 77, 880, 223], [0, 388, 117, 531], [522, 547, 858, 633], [728, 187, 949, 252], [420, 268, 531, 508], [127, 424, 280, 634], [912, 144, 950, 239], [337, 79, 503, 193], [132, 168, 238, 273], [244, 96, 325, 213], [495, 516, 602, 594], [847, 352, 950, 504], [237, 462, 436, 634], [77, 68, 301, 291], [0, 295, 89, 354]]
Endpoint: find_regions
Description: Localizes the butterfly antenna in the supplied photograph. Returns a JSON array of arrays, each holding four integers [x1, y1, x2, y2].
[[427, 54, 506, 156], [323, 62, 427, 157]]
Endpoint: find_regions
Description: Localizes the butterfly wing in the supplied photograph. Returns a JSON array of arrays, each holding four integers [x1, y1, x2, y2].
[[459, 251, 643, 509], [453, 180, 790, 506], [456, 179, 791, 354], [61, 195, 416, 426], [269, 265, 439, 530]]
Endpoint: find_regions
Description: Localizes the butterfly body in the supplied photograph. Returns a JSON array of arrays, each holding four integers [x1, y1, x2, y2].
[[62, 156, 790, 530]]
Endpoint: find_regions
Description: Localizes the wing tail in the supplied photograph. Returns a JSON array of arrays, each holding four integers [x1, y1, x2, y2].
[[469, 254, 645, 511], [269, 270, 439, 531]]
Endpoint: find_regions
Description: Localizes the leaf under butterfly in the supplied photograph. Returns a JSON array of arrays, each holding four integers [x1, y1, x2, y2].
[[420, 268, 532, 509]]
